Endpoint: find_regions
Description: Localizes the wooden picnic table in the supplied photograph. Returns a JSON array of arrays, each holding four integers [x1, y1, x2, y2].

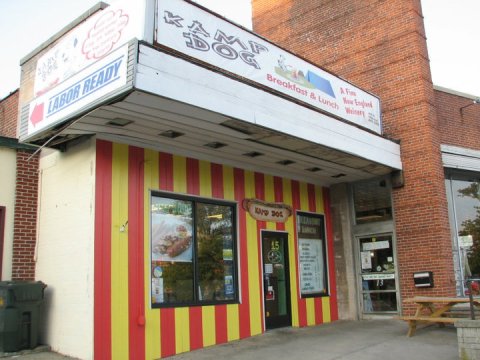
[[396, 296, 480, 337]]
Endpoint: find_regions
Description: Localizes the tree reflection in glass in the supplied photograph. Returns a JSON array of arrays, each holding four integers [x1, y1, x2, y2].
[[196, 203, 235, 301]]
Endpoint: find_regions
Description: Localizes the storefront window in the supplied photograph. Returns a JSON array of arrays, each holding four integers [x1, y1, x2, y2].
[[353, 179, 392, 224], [297, 213, 329, 297], [359, 234, 397, 313], [445, 171, 480, 296], [150, 193, 237, 307]]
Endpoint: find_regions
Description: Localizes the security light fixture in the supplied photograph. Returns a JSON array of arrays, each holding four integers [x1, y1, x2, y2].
[[107, 118, 133, 127], [159, 130, 184, 138], [243, 151, 264, 158], [204, 142, 227, 149], [460, 98, 480, 117], [277, 160, 295, 166]]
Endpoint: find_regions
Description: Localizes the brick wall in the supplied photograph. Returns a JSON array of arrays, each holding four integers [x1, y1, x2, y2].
[[0, 90, 19, 138], [435, 89, 480, 150], [252, 0, 456, 309], [0, 91, 39, 280], [12, 151, 39, 280]]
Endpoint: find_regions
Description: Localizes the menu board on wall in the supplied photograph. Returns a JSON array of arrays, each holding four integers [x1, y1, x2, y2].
[[297, 213, 327, 296], [299, 238, 325, 294]]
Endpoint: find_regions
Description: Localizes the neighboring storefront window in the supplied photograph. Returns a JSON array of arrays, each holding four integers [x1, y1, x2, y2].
[[359, 234, 397, 313], [297, 212, 329, 297], [353, 179, 392, 224], [445, 171, 480, 296], [150, 193, 237, 307]]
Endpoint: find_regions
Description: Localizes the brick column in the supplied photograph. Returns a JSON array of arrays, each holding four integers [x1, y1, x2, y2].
[[252, 0, 456, 306], [12, 150, 39, 280]]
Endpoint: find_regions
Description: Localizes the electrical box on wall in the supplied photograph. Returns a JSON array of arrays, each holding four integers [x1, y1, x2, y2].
[[413, 271, 434, 288]]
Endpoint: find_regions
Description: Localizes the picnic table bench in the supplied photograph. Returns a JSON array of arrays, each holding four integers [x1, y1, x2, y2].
[[396, 296, 480, 337]]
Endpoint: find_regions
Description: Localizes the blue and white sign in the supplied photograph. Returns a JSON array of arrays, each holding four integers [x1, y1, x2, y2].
[[27, 45, 128, 138]]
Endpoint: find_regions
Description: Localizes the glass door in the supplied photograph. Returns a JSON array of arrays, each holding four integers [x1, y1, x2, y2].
[[262, 231, 291, 329], [358, 234, 398, 314]]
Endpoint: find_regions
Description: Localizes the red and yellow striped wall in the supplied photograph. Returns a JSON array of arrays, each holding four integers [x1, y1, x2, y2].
[[94, 140, 338, 359]]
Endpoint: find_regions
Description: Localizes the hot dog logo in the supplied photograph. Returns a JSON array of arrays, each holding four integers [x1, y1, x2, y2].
[[242, 198, 292, 223]]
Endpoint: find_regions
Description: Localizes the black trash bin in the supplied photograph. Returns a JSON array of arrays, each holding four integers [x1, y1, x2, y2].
[[0, 281, 46, 352]]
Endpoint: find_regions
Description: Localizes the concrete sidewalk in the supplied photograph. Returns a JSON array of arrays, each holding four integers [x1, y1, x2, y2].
[[2, 319, 459, 359]]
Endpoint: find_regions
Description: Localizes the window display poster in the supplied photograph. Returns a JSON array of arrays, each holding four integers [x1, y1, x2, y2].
[[361, 251, 372, 270], [151, 197, 193, 262], [299, 238, 325, 294]]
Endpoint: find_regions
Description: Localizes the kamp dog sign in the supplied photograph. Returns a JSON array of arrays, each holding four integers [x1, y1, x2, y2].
[[156, 0, 382, 134], [242, 199, 292, 223]]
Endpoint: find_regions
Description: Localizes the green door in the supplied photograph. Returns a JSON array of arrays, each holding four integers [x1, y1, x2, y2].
[[262, 231, 291, 329]]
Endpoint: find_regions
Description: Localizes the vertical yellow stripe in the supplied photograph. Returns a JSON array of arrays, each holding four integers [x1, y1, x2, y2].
[[299, 182, 309, 210], [264, 175, 276, 231], [299, 182, 316, 325], [202, 306, 216, 347], [199, 161, 216, 346], [322, 297, 331, 323], [144, 149, 161, 359], [245, 171, 262, 336], [111, 143, 129, 359], [175, 308, 190, 353], [173, 156, 190, 353], [315, 185, 324, 214], [223, 166, 240, 341], [282, 178, 299, 327], [306, 298, 315, 326]]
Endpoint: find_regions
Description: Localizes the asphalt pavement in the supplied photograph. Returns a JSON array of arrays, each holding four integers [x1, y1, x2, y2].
[[1, 319, 459, 359]]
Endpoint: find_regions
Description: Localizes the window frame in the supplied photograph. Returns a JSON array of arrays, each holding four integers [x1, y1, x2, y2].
[[150, 191, 239, 308], [296, 211, 329, 298]]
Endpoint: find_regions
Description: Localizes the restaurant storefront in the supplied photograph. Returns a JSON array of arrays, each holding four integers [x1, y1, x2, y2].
[[18, 0, 402, 358]]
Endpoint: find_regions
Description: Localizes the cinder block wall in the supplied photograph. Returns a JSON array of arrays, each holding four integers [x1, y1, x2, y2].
[[252, 0, 456, 310]]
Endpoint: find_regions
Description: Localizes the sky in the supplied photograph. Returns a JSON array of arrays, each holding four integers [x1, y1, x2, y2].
[[0, 0, 479, 100]]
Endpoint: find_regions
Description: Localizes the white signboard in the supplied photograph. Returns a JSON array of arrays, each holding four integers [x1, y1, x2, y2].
[[156, 0, 382, 134], [459, 235, 473, 248], [299, 238, 325, 294], [25, 1, 144, 139], [362, 273, 395, 281], [34, 1, 141, 97], [362, 240, 390, 251], [28, 45, 128, 137]]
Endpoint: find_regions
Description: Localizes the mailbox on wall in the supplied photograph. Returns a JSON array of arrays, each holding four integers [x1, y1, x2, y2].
[[413, 271, 434, 288]]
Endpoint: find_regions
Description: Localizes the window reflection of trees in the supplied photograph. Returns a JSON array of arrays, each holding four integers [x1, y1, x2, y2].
[[196, 203, 235, 301], [458, 181, 480, 276]]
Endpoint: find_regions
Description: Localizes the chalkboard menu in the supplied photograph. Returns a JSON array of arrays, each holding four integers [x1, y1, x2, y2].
[[297, 213, 328, 297]]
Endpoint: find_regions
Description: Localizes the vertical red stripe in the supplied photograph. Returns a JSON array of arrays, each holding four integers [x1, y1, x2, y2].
[[159, 153, 176, 357], [323, 188, 338, 321], [160, 308, 176, 357], [274, 177, 285, 232], [189, 306, 203, 350], [291, 180, 307, 327], [308, 184, 323, 325], [186, 158, 200, 195], [234, 168, 250, 339], [211, 163, 228, 344], [159, 152, 174, 191], [128, 146, 145, 360], [186, 158, 203, 350], [254, 173, 266, 333], [94, 140, 112, 360]]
